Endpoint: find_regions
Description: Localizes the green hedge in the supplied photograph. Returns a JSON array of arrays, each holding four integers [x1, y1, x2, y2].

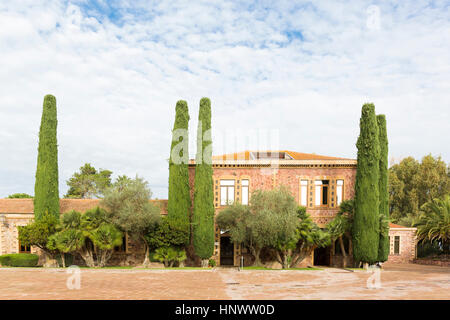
[[0, 253, 39, 267]]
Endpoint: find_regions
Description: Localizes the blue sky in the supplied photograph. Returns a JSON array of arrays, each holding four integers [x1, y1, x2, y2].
[[0, 0, 449, 198]]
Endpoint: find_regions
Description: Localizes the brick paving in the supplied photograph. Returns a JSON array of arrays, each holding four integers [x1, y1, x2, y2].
[[0, 264, 448, 300]]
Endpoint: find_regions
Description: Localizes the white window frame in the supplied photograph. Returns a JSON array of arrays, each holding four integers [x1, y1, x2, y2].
[[315, 180, 322, 206], [300, 180, 308, 206], [241, 180, 249, 205], [390, 235, 401, 255], [220, 180, 235, 206], [336, 180, 344, 206]]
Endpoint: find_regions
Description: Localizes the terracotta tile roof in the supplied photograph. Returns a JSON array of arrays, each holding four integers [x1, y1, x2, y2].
[[285, 151, 352, 161], [0, 198, 168, 215], [211, 150, 353, 161], [389, 223, 408, 228], [0, 199, 34, 214], [60, 199, 103, 213]]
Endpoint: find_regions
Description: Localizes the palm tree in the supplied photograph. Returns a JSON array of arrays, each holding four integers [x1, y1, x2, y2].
[[48, 207, 123, 267], [415, 195, 450, 254], [326, 199, 353, 267]]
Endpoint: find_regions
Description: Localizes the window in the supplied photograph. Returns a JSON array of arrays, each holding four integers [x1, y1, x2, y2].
[[220, 180, 235, 205], [241, 180, 249, 205], [19, 241, 31, 254], [300, 180, 308, 206], [336, 180, 344, 206], [315, 180, 329, 206], [394, 236, 400, 254]]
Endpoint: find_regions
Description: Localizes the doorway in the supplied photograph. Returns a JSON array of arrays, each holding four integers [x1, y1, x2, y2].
[[314, 246, 331, 266], [220, 236, 234, 266]]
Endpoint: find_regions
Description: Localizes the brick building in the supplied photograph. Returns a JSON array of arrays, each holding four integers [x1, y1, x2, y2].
[[188, 150, 417, 267], [0, 150, 417, 267]]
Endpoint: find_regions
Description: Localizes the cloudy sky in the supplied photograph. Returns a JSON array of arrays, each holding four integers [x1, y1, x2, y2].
[[0, 0, 449, 199]]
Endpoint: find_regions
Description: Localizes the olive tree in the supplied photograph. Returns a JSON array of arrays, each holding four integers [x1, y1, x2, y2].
[[217, 187, 318, 268], [102, 176, 161, 267]]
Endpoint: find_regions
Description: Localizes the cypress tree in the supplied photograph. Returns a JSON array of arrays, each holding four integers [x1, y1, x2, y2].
[[192, 97, 215, 267], [34, 95, 59, 220], [168, 100, 191, 241], [377, 114, 389, 262], [352, 103, 380, 266]]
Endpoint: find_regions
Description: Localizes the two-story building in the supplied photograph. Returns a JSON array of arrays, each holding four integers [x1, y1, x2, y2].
[[188, 150, 417, 267]]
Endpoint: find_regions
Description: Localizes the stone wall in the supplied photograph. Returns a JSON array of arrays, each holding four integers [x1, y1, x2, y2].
[[387, 228, 417, 263], [0, 214, 37, 255], [413, 259, 450, 267]]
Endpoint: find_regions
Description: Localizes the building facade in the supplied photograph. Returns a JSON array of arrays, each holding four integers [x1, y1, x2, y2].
[[0, 150, 417, 267], [188, 150, 417, 267]]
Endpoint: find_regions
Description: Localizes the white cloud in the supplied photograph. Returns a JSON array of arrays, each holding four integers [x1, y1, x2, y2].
[[0, 0, 449, 198]]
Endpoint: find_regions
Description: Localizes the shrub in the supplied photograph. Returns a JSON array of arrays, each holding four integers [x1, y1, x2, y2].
[[0, 254, 39, 267], [154, 247, 187, 267], [208, 259, 216, 267], [417, 241, 442, 258], [146, 217, 189, 250], [149, 251, 159, 262]]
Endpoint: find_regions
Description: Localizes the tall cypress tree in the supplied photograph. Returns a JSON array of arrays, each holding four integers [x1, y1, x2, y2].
[[168, 100, 191, 241], [193, 97, 215, 267], [352, 103, 380, 265], [34, 95, 59, 220], [377, 114, 389, 262]]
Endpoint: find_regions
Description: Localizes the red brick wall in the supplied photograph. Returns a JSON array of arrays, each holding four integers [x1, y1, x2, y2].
[[189, 165, 356, 225], [188, 164, 356, 266]]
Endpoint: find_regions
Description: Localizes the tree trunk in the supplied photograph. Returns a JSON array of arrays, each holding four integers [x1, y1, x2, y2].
[[275, 250, 282, 267], [201, 259, 209, 268], [41, 250, 58, 268], [142, 243, 150, 268], [98, 250, 107, 268], [338, 236, 347, 268], [80, 248, 95, 267], [251, 247, 262, 266], [282, 252, 289, 269], [61, 253, 66, 268], [275, 250, 289, 269], [290, 243, 307, 268]]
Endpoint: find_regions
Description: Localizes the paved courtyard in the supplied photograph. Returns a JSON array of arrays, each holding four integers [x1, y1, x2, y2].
[[0, 264, 448, 300]]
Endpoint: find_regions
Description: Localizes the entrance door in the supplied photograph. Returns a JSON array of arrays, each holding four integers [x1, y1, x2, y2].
[[220, 236, 234, 266], [314, 246, 331, 266]]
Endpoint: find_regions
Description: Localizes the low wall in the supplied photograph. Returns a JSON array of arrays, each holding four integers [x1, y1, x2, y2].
[[413, 259, 450, 267]]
